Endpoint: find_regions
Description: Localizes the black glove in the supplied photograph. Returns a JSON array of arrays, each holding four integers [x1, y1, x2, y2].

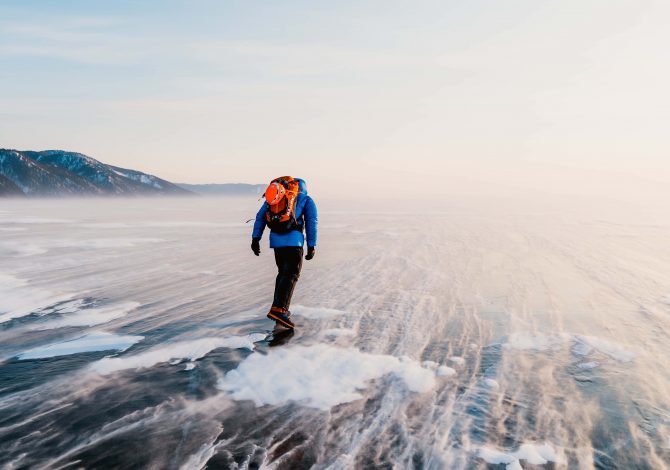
[[251, 238, 261, 256], [305, 246, 315, 260]]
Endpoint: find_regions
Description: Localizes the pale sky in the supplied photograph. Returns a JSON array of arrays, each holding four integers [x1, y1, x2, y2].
[[1, 0, 669, 199]]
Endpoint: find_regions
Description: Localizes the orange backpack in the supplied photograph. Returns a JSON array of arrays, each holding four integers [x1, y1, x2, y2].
[[264, 176, 302, 233]]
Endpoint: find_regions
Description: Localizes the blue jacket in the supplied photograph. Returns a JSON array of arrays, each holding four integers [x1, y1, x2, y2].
[[252, 178, 318, 248]]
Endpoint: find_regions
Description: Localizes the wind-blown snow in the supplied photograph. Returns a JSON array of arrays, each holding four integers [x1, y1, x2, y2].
[[503, 332, 569, 351], [59, 238, 165, 249], [503, 332, 636, 362], [1, 239, 164, 257], [291, 305, 346, 319], [217, 344, 436, 410], [0, 273, 73, 323], [572, 335, 637, 362], [17, 332, 144, 360], [478, 442, 565, 469], [2, 197, 670, 468], [320, 328, 356, 339], [29, 301, 140, 330], [80, 222, 131, 229], [0, 242, 48, 256], [577, 361, 599, 370], [0, 216, 74, 224], [90, 334, 266, 375], [448, 356, 465, 366]]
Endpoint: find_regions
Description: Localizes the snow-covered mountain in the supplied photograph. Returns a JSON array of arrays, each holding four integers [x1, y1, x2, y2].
[[0, 174, 23, 196], [0, 149, 192, 197]]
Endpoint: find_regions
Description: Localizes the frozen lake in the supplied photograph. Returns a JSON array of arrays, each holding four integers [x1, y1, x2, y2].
[[1, 196, 670, 469]]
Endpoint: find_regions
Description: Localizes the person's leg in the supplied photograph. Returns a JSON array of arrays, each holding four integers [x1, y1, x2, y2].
[[272, 247, 304, 311]]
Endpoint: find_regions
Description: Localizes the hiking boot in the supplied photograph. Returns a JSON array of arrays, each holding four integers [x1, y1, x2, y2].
[[267, 306, 295, 329]]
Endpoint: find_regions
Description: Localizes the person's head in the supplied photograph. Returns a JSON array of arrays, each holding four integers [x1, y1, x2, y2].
[[294, 178, 307, 194]]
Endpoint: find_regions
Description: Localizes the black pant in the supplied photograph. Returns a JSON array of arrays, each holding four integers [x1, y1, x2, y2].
[[273, 247, 303, 311]]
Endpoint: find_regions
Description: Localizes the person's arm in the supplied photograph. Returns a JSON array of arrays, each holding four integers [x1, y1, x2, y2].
[[251, 203, 267, 255], [304, 196, 318, 259]]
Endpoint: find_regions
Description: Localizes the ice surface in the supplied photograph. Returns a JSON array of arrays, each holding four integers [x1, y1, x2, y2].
[[573, 335, 636, 362], [1, 238, 164, 257], [17, 332, 144, 360], [0, 216, 74, 224], [60, 238, 165, 249], [38, 299, 87, 315], [503, 332, 569, 351], [80, 222, 131, 228], [0, 273, 73, 323], [484, 378, 500, 389], [0, 242, 48, 256], [478, 442, 564, 469], [217, 344, 435, 410], [504, 332, 636, 363], [291, 305, 346, 319], [139, 221, 243, 228], [91, 333, 267, 375], [29, 301, 140, 330], [2, 198, 670, 468]]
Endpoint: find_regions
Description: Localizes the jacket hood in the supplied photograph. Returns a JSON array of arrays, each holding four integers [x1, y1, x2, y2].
[[295, 178, 308, 194]]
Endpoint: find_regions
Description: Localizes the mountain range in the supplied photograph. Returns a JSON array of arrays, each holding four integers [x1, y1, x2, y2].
[[0, 149, 191, 197]]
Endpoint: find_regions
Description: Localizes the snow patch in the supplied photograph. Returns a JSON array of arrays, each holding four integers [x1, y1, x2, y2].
[[448, 356, 465, 366], [0, 273, 73, 324], [217, 344, 435, 410], [422, 360, 439, 370], [17, 332, 144, 360], [478, 442, 565, 469], [90, 333, 266, 375], [292, 305, 346, 319], [29, 301, 140, 330], [437, 366, 456, 377]]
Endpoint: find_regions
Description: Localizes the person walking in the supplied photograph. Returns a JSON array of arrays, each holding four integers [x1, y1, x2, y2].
[[251, 176, 317, 329]]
